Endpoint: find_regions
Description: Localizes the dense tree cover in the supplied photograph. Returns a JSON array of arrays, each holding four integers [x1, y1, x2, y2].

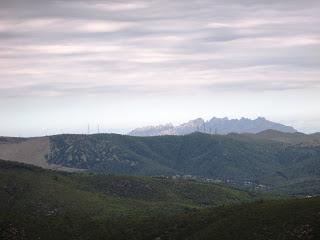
[[49, 133, 320, 195]]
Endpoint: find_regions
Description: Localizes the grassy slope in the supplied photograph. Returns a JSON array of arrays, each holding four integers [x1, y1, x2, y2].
[[0, 160, 254, 240]]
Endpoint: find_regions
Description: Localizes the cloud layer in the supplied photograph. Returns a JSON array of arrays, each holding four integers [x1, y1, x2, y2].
[[0, 0, 319, 97]]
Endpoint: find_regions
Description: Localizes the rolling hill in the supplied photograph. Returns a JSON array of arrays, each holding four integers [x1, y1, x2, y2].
[[1, 132, 320, 195], [0, 160, 319, 240], [230, 129, 320, 146], [0, 159, 255, 240], [48, 133, 320, 195]]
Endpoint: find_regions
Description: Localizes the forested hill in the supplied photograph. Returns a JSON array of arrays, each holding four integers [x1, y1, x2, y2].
[[48, 132, 320, 195], [1, 131, 320, 195]]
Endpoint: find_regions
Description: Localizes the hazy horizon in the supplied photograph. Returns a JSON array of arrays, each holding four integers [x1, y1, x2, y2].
[[1, 0, 320, 136], [0, 115, 316, 138]]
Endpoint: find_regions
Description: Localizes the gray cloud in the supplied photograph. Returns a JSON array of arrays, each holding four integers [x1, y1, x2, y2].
[[0, 0, 320, 97]]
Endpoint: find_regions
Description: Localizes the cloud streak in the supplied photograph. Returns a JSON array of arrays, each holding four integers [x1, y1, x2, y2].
[[0, 0, 319, 97]]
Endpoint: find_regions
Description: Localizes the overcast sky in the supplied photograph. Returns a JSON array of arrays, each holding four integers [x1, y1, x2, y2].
[[0, 0, 320, 136]]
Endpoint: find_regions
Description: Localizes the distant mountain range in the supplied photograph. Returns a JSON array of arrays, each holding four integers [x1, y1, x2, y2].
[[128, 117, 297, 136]]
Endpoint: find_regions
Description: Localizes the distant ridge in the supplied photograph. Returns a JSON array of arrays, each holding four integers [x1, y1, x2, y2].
[[247, 129, 320, 145], [128, 117, 297, 136]]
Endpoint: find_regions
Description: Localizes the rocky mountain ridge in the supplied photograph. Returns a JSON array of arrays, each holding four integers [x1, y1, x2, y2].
[[129, 117, 297, 136]]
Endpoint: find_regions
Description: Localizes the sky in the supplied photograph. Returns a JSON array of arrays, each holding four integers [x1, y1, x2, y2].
[[0, 0, 320, 136]]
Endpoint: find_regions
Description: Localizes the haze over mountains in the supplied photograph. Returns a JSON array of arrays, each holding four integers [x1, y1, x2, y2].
[[129, 117, 297, 136]]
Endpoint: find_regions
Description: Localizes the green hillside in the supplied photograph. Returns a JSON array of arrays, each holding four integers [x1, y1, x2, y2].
[[151, 197, 320, 240], [48, 133, 320, 195], [0, 159, 254, 240], [1, 160, 319, 240], [239, 129, 320, 146]]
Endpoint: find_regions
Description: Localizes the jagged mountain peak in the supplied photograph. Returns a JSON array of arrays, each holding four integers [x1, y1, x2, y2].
[[128, 117, 297, 136]]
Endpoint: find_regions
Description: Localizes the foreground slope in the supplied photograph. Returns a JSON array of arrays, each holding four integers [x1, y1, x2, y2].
[[1, 160, 319, 240], [0, 159, 252, 240], [153, 197, 320, 240]]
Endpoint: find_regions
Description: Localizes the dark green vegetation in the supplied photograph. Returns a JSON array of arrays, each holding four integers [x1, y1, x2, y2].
[[0, 159, 253, 240], [153, 198, 320, 240], [49, 131, 320, 195], [1, 160, 319, 240], [246, 129, 320, 145]]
